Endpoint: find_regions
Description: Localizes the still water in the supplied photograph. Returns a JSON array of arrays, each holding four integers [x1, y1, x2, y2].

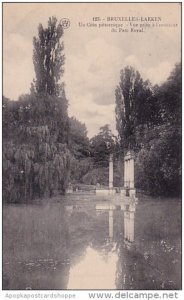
[[3, 196, 181, 290]]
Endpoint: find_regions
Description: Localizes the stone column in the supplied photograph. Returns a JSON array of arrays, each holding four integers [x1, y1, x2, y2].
[[124, 211, 128, 240], [129, 211, 135, 242], [109, 154, 113, 189], [124, 151, 136, 196], [109, 209, 114, 239], [128, 159, 130, 188], [129, 158, 134, 188], [124, 159, 127, 187], [124, 211, 135, 242], [124, 159, 129, 188]]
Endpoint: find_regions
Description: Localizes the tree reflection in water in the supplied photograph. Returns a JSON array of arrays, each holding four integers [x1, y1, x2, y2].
[[3, 197, 181, 290], [67, 199, 136, 289]]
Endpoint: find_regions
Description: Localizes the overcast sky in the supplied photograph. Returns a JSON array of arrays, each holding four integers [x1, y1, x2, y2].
[[3, 3, 181, 137]]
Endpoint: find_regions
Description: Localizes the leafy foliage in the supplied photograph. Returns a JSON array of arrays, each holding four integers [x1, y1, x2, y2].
[[3, 94, 71, 202], [82, 164, 122, 187], [70, 157, 93, 184], [32, 17, 65, 96], [90, 125, 116, 167], [3, 140, 71, 203], [115, 66, 161, 152], [156, 63, 181, 125], [69, 117, 90, 159], [135, 125, 181, 196]]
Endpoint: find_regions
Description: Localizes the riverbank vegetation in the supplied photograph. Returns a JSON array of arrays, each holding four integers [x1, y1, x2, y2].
[[115, 64, 181, 196]]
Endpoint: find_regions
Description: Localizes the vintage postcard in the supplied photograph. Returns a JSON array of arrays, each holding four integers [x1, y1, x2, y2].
[[2, 1, 181, 295]]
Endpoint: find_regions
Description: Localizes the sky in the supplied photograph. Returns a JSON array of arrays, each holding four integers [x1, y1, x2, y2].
[[3, 3, 181, 137]]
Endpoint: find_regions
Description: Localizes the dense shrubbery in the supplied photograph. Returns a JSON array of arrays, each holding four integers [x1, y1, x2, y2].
[[135, 125, 181, 196], [70, 157, 93, 184], [82, 164, 122, 187]]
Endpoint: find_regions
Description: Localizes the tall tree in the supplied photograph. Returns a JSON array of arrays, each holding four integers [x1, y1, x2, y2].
[[115, 66, 158, 151], [3, 17, 71, 203], [32, 16, 69, 144], [33, 16, 65, 96], [156, 63, 181, 125]]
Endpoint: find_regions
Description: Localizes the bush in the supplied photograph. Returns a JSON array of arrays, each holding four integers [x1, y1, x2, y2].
[[135, 127, 181, 196], [82, 165, 122, 187]]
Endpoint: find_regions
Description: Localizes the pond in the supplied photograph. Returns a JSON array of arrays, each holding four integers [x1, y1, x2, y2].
[[3, 195, 181, 290]]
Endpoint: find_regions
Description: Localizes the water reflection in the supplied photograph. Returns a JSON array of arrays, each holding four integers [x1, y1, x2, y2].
[[95, 199, 136, 246], [124, 202, 136, 248], [66, 201, 137, 289], [3, 197, 181, 290], [109, 210, 113, 239], [68, 245, 118, 289]]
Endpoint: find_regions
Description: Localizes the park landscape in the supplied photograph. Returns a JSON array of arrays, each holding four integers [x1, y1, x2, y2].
[[3, 9, 181, 290]]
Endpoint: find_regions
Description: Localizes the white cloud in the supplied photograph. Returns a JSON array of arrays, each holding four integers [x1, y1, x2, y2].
[[146, 61, 173, 85], [64, 38, 124, 136], [65, 38, 124, 95]]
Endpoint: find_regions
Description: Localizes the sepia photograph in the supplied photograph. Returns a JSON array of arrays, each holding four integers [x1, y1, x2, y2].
[[2, 2, 182, 291]]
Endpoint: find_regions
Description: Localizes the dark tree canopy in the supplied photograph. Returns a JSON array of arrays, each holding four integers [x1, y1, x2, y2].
[[115, 66, 160, 152], [69, 117, 90, 159], [33, 16, 65, 96], [90, 125, 116, 166], [155, 62, 181, 125]]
